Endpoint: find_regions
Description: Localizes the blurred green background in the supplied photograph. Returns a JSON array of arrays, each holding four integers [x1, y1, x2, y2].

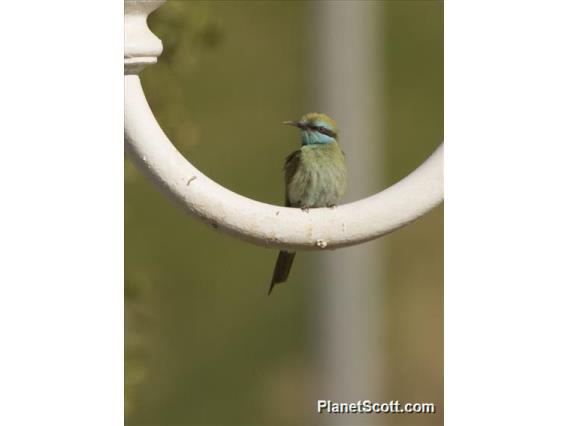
[[125, 1, 443, 425]]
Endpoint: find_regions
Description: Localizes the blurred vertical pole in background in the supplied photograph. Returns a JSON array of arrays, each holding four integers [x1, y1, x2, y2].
[[309, 1, 386, 424]]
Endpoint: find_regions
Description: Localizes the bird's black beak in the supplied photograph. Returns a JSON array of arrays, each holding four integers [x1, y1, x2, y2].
[[283, 120, 304, 129]]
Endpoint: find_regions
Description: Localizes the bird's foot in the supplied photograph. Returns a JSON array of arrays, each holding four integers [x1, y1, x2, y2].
[[301, 206, 310, 213]]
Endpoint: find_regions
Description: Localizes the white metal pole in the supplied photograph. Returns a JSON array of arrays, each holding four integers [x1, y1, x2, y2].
[[310, 1, 386, 423]]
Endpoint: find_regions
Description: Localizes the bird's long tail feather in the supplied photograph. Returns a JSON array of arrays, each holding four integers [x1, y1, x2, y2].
[[268, 251, 296, 295]]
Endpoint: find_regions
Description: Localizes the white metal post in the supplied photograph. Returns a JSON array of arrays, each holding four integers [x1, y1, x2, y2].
[[310, 1, 385, 424]]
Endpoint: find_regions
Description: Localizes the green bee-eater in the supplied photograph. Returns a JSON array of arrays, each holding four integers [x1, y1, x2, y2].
[[269, 113, 347, 295]]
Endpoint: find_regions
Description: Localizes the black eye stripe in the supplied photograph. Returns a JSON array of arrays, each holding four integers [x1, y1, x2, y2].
[[310, 125, 336, 138]]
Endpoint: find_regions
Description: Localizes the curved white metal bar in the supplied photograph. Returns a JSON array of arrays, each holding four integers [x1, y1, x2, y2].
[[123, 0, 443, 251], [125, 75, 443, 251]]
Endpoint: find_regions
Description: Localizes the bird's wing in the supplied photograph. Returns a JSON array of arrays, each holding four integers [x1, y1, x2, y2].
[[283, 149, 301, 207]]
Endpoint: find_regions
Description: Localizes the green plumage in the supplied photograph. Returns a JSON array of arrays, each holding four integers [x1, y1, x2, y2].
[[269, 113, 347, 295], [284, 143, 347, 208]]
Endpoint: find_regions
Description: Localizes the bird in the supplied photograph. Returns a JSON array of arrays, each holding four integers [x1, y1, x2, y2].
[[268, 112, 347, 295]]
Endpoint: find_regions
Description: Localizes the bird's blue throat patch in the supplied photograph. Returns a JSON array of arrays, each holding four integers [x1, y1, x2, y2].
[[301, 131, 335, 145], [300, 123, 337, 145]]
